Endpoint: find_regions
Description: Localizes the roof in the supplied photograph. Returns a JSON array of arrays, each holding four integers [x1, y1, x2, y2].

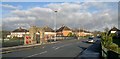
[[42, 26, 54, 32], [72, 29, 91, 33], [56, 26, 71, 32], [12, 27, 29, 32], [108, 27, 120, 35], [84, 31, 91, 33], [110, 27, 120, 31], [72, 29, 84, 32]]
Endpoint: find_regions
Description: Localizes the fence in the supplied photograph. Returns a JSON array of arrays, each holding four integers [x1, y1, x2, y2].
[[2, 39, 24, 47], [56, 36, 77, 40], [47, 36, 77, 42]]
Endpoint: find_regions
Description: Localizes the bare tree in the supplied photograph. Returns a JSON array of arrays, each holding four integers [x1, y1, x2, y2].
[[104, 27, 109, 33]]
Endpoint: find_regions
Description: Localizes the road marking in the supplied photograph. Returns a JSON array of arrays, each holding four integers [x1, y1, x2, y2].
[[27, 51, 47, 57], [54, 43, 73, 50], [52, 47, 55, 48], [55, 47, 60, 50], [42, 46, 45, 48]]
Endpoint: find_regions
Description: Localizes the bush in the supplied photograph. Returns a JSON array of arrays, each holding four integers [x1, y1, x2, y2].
[[101, 32, 113, 47], [67, 32, 76, 37], [118, 48, 120, 54], [113, 38, 120, 47], [109, 33, 116, 37], [107, 43, 118, 52], [101, 32, 120, 58], [67, 32, 73, 37]]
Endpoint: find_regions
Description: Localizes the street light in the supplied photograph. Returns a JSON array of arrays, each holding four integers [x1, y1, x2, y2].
[[51, 8, 60, 41], [54, 10, 57, 41]]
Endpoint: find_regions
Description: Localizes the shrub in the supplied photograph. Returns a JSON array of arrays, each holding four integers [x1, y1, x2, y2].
[[107, 43, 119, 52], [118, 48, 120, 54], [101, 32, 113, 47], [67, 32, 73, 37], [67, 32, 76, 37]]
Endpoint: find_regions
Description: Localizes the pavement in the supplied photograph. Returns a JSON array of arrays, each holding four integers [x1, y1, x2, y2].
[[77, 40, 101, 59], [1, 38, 100, 59]]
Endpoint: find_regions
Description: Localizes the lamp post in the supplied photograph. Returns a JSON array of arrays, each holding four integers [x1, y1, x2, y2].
[[78, 27, 80, 40], [54, 10, 57, 41]]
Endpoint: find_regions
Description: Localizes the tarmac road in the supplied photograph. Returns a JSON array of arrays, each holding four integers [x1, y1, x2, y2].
[[2, 38, 94, 59]]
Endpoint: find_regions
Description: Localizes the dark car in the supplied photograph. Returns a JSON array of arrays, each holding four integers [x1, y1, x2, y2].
[[97, 36, 101, 38]]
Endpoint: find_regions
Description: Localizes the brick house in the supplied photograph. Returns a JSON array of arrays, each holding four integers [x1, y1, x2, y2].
[[42, 26, 56, 41], [56, 25, 72, 36]]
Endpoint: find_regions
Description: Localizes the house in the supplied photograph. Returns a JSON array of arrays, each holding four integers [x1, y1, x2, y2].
[[109, 27, 120, 33], [42, 26, 56, 41], [7, 27, 29, 38], [56, 25, 72, 36], [84, 30, 93, 36], [73, 29, 93, 37], [73, 29, 85, 36], [108, 27, 120, 47], [108, 27, 120, 37]]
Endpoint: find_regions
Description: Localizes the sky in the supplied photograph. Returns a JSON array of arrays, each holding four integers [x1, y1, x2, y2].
[[0, 1, 119, 31], [1, 0, 120, 2]]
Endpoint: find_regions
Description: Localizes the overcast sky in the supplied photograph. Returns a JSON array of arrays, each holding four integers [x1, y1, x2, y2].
[[1, 2, 119, 31]]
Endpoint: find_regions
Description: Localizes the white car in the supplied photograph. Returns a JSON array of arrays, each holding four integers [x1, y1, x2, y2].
[[88, 39, 94, 43]]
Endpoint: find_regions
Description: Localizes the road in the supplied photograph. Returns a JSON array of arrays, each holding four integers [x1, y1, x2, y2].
[[2, 38, 95, 59]]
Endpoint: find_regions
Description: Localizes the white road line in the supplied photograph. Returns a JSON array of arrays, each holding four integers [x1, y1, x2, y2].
[[54, 43, 73, 50], [52, 47, 56, 48], [27, 51, 47, 57], [55, 47, 60, 50]]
